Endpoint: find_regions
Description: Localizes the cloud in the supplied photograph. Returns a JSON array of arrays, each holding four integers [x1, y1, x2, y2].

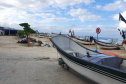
[[0, 3, 14, 8], [103, 1, 126, 11], [0, 0, 122, 38], [68, 8, 102, 22], [53, 0, 95, 8], [113, 11, 126, 30], [0, 0, 95, 11], [0, 0, 53, 11], [0, 0, 95, 29], [0, 8, 71, 29], [95, 5, 102, 9]]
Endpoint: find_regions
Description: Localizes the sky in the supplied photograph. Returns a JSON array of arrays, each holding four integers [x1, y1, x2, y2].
[[0, 0, 126, 38]]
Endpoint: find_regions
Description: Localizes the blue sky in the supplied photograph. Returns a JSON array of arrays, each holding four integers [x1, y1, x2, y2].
[[0, 0, 126, 38]]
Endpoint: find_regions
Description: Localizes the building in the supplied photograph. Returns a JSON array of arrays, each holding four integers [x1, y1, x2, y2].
[[0, 30, 4, 35], [0, 27, 18, 36]]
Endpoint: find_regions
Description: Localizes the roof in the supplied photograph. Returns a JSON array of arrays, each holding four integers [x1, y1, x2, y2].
[[0, 28, 18, 31]]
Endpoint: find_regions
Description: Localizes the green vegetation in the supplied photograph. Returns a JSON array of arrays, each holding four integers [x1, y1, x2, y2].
[[19, 23, 36, 39], [17, 30, 25, 36], [0, 26, 4, 28]]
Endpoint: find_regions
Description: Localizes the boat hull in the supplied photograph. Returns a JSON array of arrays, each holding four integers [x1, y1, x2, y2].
[[72, 37, 95, 45], [94, 39, 119, 49], [97, 44, 119, 49], [50, 35, 126, 84], [59, 51, 124, 84]]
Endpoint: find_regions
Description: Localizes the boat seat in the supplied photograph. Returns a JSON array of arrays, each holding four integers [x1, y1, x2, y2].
[[64, 49, 84, 58], [64, 49, 76, 53]]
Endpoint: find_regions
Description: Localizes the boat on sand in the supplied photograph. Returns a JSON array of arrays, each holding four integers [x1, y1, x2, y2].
[[94, 39, 121, 49], [68, 35, 94, 45], [50, 35, 126, 84]]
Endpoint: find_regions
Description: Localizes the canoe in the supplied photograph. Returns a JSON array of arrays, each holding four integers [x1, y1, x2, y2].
[[94, 39, 120, 49], [50, 35, 126, 84]]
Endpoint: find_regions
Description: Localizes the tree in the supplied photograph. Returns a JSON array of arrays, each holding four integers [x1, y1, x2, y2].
[[0, 26, 4, 28], [19, 23, 36, 39], [17, 30, 25, 36], [30, 28, 36, 33]]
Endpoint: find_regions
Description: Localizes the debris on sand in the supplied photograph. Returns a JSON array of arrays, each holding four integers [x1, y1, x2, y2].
[[41, 43, 53, 47], [33, 57, 50, 61]]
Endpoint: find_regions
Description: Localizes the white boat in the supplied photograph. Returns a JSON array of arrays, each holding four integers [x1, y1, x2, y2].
[[50, 35, 126, 84], [94, 39, 121, 49]]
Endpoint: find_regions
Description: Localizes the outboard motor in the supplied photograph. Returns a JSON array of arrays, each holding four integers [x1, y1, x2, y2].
[[86, 51, 91, 58]]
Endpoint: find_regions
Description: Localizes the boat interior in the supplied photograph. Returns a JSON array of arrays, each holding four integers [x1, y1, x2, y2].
[[52, 35, 126, 71], [66, 50, 126, 71]]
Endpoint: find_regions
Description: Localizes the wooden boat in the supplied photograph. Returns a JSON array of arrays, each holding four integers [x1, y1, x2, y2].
[[50, 35, 126, 84], [68, 35, 95, 45], [94, 39, 120, 49]]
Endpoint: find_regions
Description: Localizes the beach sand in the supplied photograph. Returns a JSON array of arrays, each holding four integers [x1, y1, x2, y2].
[[0, 36, 95, 84], [0, 36, 126, 84]]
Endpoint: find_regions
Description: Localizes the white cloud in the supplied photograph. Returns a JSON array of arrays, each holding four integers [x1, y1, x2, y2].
[[113, 14, 119, 20], [0, 0, 95, 11], [113, 11, 126, 30], [103, 1, 126, 11], [68, 8, 102, 22], [0, 8, 71, 30], [0, 0, 122, 38], [95, 5, 102, 9], [35, 13, 55, 18], [0, 0, 54, 11], [53, 0, 95, 8], [0, 0, 95, 30]]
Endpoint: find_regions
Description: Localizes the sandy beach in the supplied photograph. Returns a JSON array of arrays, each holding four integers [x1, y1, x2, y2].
[[0, 36, 126, 84], [0, 36, 97, 84]]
